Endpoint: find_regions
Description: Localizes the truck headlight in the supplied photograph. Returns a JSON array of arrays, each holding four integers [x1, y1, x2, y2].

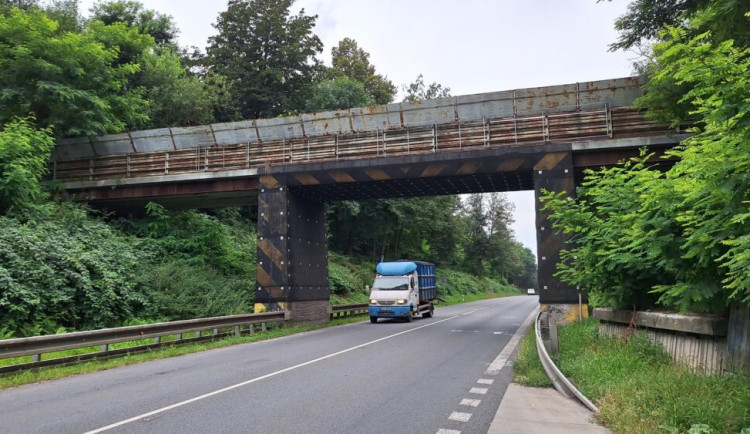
[[396, 299, 407, 305], [370, 299, 378, 305]]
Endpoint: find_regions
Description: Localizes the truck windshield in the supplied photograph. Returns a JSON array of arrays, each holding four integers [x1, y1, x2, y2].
[[373, 276, 409, 291]]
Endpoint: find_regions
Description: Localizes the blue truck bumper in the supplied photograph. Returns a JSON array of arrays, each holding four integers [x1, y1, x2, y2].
[[368, 306, 411, 318]]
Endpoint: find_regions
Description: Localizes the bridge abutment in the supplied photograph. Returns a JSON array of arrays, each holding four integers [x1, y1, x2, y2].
[[534, 151, 588, 322], [255, 175, 329, 323]]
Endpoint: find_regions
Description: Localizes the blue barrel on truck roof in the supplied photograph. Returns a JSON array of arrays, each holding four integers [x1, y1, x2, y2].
[[375, 260, 437, 302]]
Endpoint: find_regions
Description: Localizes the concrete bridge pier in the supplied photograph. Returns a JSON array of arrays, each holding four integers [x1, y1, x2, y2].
[[255, 175, 329, 323], [534, 151, 587, 323]]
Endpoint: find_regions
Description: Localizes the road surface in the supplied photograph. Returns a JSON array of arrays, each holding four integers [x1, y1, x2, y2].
[[0, 296, 538, 434]]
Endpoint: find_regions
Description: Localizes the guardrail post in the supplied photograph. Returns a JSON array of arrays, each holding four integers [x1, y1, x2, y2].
[[234, 326, 241, 337], [100, 344, 109, 353], [213, 328, 218, 336], [249, 324, 254, 335], [549, 318, 559, 354], [261, 322, 267, 332], [32, 354, 41, 362]]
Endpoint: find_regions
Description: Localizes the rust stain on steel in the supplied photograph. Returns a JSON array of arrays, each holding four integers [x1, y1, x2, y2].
[[534, 152, 567, 171], [260, 175, 280, 189], [256, 266, 277, 287], [258, 239, 284, 271], [420, 165, 446, 178], [400, 166, 410, 174], [365, 169, 390, 181], [330, 171, 355, 183], [456, 162, 480, 176], [81, 178, 258, 200], [497, 158, 526, 172], [295, 173, 321, 185]]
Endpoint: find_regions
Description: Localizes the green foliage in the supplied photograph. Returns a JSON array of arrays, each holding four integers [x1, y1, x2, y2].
[[402, 74, 451, 102], [89, 0, 178, 47], [0, 118, 54, 213], [556, 319, 750, 433], [205, 0, 323, 119], [306, 77, 374, 112], [328, 37, 396, 105], [512, 331, 553, 388], [136, 259, 251, 320], [544, 11, 750, 312], [0, 8, 149, 136], [138, 47, 215, 128], [0, 202, 157, 334]]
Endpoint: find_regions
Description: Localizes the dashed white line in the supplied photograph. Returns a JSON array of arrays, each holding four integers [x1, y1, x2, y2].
[[469, 387, 488, 395], [477, 378, 494, 385], [449, 412, 473, 422], [460, 398, 481, 407], [436, 429, 461, 434]]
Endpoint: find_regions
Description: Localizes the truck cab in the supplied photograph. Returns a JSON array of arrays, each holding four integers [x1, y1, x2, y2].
[[368, 261, 436, 323]]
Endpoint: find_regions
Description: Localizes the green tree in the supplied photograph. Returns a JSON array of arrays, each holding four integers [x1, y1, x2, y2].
[[139, 47, 215, 128], [205, 0, 323, 119], [89, 0, 178, 47], [0, 8, 147, 136], [0, 118, 54, 213], [403, 74, 451, 102], [328, 37, 396, 105], [306, 76, 374, 112]]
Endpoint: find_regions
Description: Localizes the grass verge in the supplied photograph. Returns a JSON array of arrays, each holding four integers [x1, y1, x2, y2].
[[555, 318, 750, 434], [512, 329, 553, 388]]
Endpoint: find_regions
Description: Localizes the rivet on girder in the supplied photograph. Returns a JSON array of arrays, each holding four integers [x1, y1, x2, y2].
[[544, 286, 548, 290], [564, 169, 569, 173], [542, 256, 546, 261], [541, 226, 545, 231], [280, 211, 284, 215], [259, 261, 263, 265], [538, 170, 543, 174], [280, 236, 284, 240]]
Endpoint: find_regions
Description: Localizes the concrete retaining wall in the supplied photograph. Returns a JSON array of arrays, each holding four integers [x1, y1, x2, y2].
[[593, 308, 735, 374]]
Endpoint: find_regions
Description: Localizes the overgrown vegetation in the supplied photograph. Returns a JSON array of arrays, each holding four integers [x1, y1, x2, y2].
[[553, 319, 750, 433], [544, 1, 750, 312]]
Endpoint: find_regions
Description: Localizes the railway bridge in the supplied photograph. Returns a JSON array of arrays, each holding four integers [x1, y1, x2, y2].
[[53, 76, 687, 322]]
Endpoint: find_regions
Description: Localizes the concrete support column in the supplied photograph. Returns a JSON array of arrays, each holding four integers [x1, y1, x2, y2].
[[534, 151, 586, 322], [256, 175, 329, 323]]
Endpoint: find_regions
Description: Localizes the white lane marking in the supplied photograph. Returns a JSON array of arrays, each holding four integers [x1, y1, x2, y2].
[[477, 378, 494, 385], [460, 398, 481, 407], [493, 332, 503, 335], [84, 314, 463, 433], [469, 387, 488, 395], [436, 429, 461, 434], [449, 412, 472, 422], [485, 307, 539, 375]]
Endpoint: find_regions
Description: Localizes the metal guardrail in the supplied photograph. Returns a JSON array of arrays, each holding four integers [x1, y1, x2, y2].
[[0, 304, 369, 375], [330, 303, 368, 320], [535, 311, 599, 413]]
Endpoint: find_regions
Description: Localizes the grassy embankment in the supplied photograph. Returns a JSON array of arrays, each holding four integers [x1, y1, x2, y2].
[[514, 318, 750, 433]]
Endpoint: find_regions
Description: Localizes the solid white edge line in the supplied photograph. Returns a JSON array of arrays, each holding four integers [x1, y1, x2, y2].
[[84, 313, 462, 433], [485, 306, 539, 375]]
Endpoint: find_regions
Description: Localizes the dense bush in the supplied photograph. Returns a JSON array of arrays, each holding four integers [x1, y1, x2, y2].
[[0, 203, 156, 335]]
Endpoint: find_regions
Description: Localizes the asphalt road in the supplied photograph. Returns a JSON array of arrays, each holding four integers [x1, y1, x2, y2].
[[0, 296, 538, 434]]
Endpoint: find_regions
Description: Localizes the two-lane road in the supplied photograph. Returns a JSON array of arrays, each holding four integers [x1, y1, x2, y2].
[[0, 296, 538, 434]]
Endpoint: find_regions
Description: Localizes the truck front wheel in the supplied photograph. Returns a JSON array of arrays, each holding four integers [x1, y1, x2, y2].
[[405, 310, 413, 322], [370, 316, 377, 323]]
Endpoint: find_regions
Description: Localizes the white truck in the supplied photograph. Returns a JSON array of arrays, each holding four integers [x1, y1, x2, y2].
[[367, 261, 437, 323]]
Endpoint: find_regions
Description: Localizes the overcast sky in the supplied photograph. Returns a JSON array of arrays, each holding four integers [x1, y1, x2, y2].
[[79, 0, 636, 256]]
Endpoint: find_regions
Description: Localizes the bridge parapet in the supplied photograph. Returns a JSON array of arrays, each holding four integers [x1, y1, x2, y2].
[[54, 76, 646, 164]]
